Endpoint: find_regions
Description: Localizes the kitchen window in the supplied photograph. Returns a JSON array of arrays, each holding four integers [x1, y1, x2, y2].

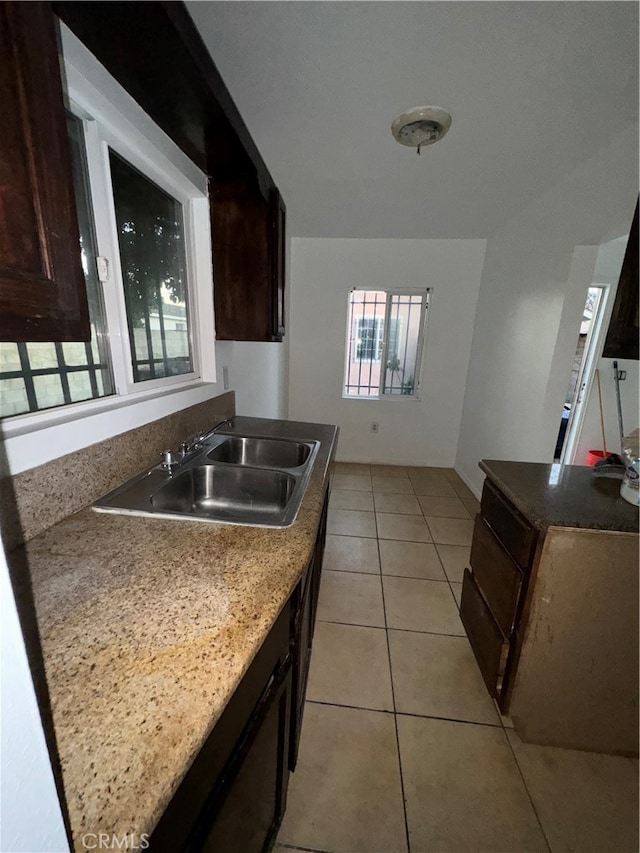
[[343, 289, 429, 399], [0, 32, 214, 422]]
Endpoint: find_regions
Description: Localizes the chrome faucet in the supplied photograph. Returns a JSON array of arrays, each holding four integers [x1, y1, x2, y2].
[[183, 417, 234, 455], [159, 418, 234, 471]]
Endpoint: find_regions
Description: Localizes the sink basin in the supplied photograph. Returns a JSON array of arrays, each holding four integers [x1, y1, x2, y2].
[[93, 428, 320, 527], [207, 436, 312, 469], [151, 465, 296, 520]]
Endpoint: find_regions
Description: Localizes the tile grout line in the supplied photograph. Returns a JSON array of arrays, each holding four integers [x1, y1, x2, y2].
[[432, 540, 465, 611], [305, 698, 506, 729], [500, 718, 554, 853], [318, 616, 466, 639], [376, 528, 412, 853]]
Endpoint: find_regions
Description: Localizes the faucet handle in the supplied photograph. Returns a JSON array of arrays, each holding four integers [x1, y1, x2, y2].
[[161, 449, 178, 470]]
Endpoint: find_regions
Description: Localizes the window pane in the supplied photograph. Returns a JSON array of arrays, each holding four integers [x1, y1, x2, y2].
[[33, 374, 65, 410], [344, 290, 386, 396], [383, 294, 424, 396], [0, 378, 30, 417], [0, 114, 114, 419], [109, 152, 193, 383]]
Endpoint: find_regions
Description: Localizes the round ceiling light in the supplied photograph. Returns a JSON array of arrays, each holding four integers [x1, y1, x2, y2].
[[391, 106, 452, 154]]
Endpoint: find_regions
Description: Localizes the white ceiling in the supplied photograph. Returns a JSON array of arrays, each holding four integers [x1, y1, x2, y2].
[[186, 1, 639, 239]]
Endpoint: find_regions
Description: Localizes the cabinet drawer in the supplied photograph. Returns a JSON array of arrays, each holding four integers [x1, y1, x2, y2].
[[481, 480, 536, 569], [470, 516, 523, 637], [460, 569, 509, 699]]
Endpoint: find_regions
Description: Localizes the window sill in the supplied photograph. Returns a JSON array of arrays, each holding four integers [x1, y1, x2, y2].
[[2, 380, 225, 475], [2, 379, 212, 439], [342, 394, 422, 402]]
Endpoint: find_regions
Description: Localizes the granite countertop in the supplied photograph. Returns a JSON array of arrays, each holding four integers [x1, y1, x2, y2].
[[480, 460, 639, 533], [20, 416, 338, 851]]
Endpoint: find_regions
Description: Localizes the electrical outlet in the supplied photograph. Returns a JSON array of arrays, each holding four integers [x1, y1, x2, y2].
[[222, 366, 229, 390], [617, 369, 627, 381], [370, 422, 379, 433]]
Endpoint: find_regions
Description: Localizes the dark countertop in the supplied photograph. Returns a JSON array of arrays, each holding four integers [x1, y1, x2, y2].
[[480, 460, 639, 533]]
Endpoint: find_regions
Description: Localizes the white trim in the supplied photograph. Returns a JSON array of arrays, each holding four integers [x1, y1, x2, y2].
[[563, 283, 613, 464], [93, 136, 201, 394], [342, 287, 430, 401], [1, 382, 222, 475], [62, 21, 215, 395], [191, 197, 217, 382], [60, 25, 206, 194]]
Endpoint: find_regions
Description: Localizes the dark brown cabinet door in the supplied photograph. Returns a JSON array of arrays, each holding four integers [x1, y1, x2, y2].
[[459, 569, 509, 699], [603, 199, 639, 360], [211, 174, 286, 343], [191, 663, 292, 853], [470, 516, 523, 637], [290, 489, 327, 770], [0, 1, 90, 342], [290, 572, 314, 771]]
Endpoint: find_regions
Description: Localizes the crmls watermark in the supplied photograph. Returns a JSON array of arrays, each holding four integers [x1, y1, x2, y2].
[[81, 833, 149, 850]]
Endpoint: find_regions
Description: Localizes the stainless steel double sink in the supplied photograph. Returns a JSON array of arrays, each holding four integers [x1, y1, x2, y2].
[[93, 432, 320, 527]]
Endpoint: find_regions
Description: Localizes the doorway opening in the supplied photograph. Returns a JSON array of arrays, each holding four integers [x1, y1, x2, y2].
[[553, 285, 609, 463]]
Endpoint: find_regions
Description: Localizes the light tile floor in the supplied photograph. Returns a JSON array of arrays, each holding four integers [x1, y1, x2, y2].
[[277, 464, 639, 853]]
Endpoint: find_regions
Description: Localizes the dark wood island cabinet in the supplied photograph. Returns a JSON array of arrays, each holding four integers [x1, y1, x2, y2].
[[460, 461, 638, 756]]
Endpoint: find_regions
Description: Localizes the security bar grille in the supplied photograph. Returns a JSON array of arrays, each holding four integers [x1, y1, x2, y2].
[[343, 289, 429, 398]]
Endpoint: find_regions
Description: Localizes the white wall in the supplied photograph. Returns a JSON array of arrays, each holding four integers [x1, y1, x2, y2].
[[216, 341, 288, 421], [0, 542, 69, 853], [288, 238, 486, 465], [456, 123, 638, 495]]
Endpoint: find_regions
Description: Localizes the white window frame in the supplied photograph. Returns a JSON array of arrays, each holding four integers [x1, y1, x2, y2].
[[343, 288, 430, 401], [1, 23, 217, 437]]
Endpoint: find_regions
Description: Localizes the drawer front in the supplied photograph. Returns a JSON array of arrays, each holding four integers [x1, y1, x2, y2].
[[470, 516, 523, 637], [460, 569, 509, 699], [481, 480, 536, 569]]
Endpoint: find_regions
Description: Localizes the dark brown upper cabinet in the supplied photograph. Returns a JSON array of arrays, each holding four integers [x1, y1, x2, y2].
[[603, 200, 639, 361], [55, 1, 287, 343], [0, 1, 90, 342], [211, 177, 286, 343]]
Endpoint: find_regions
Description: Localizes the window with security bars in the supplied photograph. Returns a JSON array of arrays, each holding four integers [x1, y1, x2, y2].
[[343, 289, 429, 398]]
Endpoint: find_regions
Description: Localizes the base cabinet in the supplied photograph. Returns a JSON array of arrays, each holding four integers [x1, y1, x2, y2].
[[192, 663, 292, 853], [290, 490, 328, 769], [151, 488, 329, 851], [460, 480, 536, 710], [460, 464, 638, 755]]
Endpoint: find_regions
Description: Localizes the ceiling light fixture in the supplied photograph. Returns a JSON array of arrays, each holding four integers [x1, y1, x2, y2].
[[391, 106, 452, 155]]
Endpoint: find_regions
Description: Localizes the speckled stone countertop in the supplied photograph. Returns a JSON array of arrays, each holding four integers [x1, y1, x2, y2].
[[21, 416, 338, 851], [480, 460, 639, 533]]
